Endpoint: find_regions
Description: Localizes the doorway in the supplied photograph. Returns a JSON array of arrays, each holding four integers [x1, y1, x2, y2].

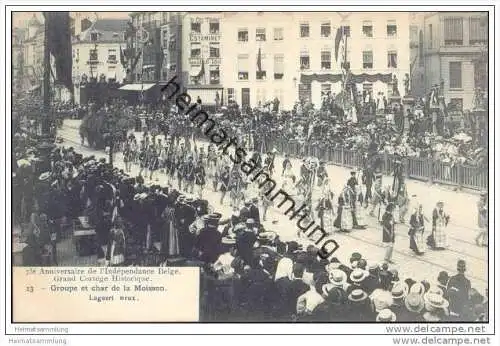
[[241, 88, 250, 108]]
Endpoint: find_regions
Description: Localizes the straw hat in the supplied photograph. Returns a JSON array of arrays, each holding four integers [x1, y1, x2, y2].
[[425, 286, 444, 297], [425, 293, 449, 310], [391, 282, 409, 301], [404, 293, 425, 313], [409, 282, 425, 296], [39, 172, 51, 181], [376, 308, 397, 322], [328, 269, 347, 286], [350, 268, 369, 283], [348, 289, 368, 303]]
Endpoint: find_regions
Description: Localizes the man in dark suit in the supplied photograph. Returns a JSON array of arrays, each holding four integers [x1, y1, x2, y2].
[[447, 260, 471, 318], [195, 214, 222, 264], [236, 219, 258, 265], [239, 200, 252, 223], [176, 197, 197, 258]]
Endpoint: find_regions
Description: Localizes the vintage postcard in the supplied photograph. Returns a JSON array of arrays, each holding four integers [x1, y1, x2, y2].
[[4, 4, 494, 338]]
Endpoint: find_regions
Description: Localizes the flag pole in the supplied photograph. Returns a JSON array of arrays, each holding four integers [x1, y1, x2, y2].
[[42, 14, 51, 136], [37, 12, 56, 174]]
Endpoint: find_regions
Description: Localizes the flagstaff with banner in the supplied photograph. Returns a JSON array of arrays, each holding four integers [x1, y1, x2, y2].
[[36, 12, 73, 173]]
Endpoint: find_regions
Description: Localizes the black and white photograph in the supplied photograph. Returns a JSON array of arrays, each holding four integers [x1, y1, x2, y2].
[[3, 3, 495, 340]]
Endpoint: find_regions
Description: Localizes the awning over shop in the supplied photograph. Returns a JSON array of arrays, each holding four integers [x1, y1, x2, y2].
[[142, 65, 155, 70], [118, 83, 156, 91]]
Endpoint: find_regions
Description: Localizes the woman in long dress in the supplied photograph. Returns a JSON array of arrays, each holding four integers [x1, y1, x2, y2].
[[161, 202, 180, 257], [282, 160, 295, 190], [316, 179, 336, 234], [109, 218, 126, 266], [408, 204, 428, 256], [428, 201, 450, 250], [354, 185, 367, 229], [334, 186, 353, 232]]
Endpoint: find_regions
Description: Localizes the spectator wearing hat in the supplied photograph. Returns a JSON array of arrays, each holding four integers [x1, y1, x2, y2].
[[176, 196, 197, 258], [239, 200, 252, 223], [238, 256, 274, 319], [399, 293, 425, 322], [325, 268, 350, 294], [423, 293, 449, 322], [370, 289, 394, 318], [195, 214, 223, 264], [390, 282, 408, 317], [236, 219, 258, 265], [437, 271, 449, 299], [346, 289, 372, 321], [476, 192, 488, 247], [376, 308, 396, 322], [363, 261, 380, 295], [349, 268, 369, 294], [313, 286, 348, 321], [381, 203, 396, 264], [447, 259, 471, 318], [378, 263, 394, 290]]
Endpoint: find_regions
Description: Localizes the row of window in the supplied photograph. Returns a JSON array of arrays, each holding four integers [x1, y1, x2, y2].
[[80, 49, 118, 63], [236, 21, 397, 42], [428, 17, 487, 48], [232, 50, 400, 81], [190, 42, 220, 58], [190, 66, 220, 85], [191, 21, 220, 34]]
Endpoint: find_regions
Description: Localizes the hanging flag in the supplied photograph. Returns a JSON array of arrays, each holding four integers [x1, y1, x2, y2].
[[197, 57, 205, 78], [120, 46, 126, 67], [334, 26, 346, 63], [257, 48, 262, 72], [43, 12, 73, 93], [131, 50, 142, 71]]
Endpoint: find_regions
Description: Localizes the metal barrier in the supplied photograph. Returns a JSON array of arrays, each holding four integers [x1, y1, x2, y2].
[[271, 139, 487, 191]]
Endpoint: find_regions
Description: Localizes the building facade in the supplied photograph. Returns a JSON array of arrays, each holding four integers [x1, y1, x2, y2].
[[220, 12, 412, 110], [423, 12, 488, 110], [12, 27, 26, 92], [129, 12, 175, 83], [181, 12, 223, 106], [71, 19, 128, 103], [22, 14, 45, 90]]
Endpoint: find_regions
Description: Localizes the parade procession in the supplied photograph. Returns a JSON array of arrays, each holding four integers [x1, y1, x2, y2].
[[10, 11, 489, 323]]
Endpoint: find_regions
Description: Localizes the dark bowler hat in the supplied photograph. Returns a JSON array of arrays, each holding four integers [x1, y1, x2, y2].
[[206, 216, 219, 228], [350, 252, 362, 262]]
